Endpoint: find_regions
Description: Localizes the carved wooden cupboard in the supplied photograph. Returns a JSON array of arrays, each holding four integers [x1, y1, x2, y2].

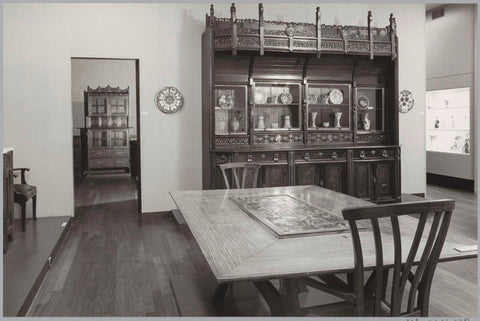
[[84, 86, 131, 174], [202, 4, 401, 203]]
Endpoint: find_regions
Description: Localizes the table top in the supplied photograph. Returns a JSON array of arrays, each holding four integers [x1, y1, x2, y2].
[[170, 185, 477, 284]]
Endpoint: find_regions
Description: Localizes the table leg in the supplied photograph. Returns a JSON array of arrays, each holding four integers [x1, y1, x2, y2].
[[211, 284, 229, 306], [280, 278, 301, 316]]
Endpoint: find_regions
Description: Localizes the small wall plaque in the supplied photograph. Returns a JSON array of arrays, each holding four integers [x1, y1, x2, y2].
[[399, 90, 414, 113], [156, 87, 184, 113]]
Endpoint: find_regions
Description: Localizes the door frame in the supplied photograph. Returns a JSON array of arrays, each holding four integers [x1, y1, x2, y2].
[[71, 57, 142, 214]]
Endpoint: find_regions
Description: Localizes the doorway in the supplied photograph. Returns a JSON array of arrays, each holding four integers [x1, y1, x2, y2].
[[71, 58, 142, 214]]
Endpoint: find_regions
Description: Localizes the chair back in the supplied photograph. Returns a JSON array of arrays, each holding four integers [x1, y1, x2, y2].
[[218, 162, 261, 189], [342, 199, 455, 317]]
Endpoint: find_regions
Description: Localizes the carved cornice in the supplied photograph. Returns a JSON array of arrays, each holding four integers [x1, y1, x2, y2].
[[208, 4, 398, 58], [86, 85, 129, 95]]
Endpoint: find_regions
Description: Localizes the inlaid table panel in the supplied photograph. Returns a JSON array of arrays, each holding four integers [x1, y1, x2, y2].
[[170, 185, 477, 284]]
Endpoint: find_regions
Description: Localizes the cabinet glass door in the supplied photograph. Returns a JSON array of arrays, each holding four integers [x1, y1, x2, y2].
[[89, 130, 108, 148], [214, 85, 247, 135], [253, 83, 301, 131], [109, 97, 128, 115], [355, 87, 384, 133], [110, 130, 128, 147], [307, 84, 351, 130], [89, 97, 107, 115]]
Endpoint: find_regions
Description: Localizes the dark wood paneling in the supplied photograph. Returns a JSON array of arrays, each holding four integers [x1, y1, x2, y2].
[[306, 56, 355, 82], [354, 162, 371, 199], [296, 164, 318, 185], [252, 56, 306, 81], [214, 54, 250, 83], [261, 165, 288, 187]]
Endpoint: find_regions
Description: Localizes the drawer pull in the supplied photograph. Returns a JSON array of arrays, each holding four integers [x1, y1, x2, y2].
[[318, 152, 323, 157], [359, 151, 366, 159], [260, 154, 266, 159], [382, 150, 388, 158], [273, 153, 280, 162], [247, 154, 253, 162], [304, 153, 310, 161], [331, 152, 338, 160]]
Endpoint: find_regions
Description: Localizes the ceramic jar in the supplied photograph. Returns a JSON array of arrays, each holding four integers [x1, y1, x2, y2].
[[334, 112, 342, 128], [231, 118, 240, 132], [363, 113, 371, 130], [283, 115, 292, 129], [257, 115, 266, 130]]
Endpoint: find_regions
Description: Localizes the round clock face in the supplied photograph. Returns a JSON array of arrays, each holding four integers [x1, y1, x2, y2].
[[156, 87, 184, 113], [329, 89, 344, 105], [399, 90, 414, 113]]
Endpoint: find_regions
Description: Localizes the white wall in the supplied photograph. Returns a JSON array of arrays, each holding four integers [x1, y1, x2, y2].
[[3, 3, 426, 217], [426, 4, 476, 182], [71, 59, 137, 137]]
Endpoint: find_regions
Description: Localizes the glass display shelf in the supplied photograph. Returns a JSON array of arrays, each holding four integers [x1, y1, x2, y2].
[[426, 87, 470, 154], [253, 83, 302, 131], [214, 85, 248, 135], [355, 87, 384, 133], [306, 84, 351, 130]]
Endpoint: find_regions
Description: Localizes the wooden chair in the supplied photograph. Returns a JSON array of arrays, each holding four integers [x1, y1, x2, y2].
[[218, 162, 261, 189], [340, 199, 455, 317], [13, 168, 37, 231]]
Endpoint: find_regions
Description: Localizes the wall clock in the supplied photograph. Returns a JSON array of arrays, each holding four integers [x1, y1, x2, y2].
[[156, 87, 184, 113], [399, 90, 414, 113]]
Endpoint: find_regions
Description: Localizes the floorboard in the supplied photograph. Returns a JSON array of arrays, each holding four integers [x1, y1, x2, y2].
[[3, 216, 71, 316], [27, 175, 477, 317]]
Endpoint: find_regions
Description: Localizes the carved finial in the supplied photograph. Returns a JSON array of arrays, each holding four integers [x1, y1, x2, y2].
[[210, 4, 214, 16], [231, 3, 236, 22], [316, 6, 320, 13], [368, 10, 372, 22], [259, 3, 263, 15]]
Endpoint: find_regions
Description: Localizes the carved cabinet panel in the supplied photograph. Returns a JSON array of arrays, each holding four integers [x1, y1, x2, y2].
[[261, 165, 289, 187], [373, 161, 394, 200], [296, 165, 318, 185], [354, 162, 372, 199], [322, 163, 345, 193]]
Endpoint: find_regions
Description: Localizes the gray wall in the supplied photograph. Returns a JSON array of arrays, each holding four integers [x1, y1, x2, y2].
[[426, 4, 477, 184]]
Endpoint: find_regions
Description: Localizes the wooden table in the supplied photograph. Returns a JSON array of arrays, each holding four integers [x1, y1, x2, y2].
[[170, 185, 477, 316]]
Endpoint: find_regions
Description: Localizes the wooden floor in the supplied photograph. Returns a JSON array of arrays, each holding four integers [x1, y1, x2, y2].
[[28, 175, 477, 317]]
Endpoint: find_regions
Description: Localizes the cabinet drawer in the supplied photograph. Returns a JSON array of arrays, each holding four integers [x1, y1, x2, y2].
[[238, 152, 288, 163], [295, 150, 347, 162], [353, 148, 395, 160], [89, 157, 130, 168], [89, 148, 129, 159]]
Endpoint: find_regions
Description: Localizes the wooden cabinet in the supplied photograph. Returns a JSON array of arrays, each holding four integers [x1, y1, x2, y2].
[[202, 5, 401, 203], [84, 86, 131, 173], [3, 149, 14, 252]]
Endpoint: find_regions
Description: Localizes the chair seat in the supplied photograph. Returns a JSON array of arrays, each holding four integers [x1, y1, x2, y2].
[[14, 184, 37, 199]]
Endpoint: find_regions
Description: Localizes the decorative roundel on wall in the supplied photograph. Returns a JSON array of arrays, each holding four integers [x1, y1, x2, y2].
[[156, 87, 184, 113], [399, 90, 414, 113]]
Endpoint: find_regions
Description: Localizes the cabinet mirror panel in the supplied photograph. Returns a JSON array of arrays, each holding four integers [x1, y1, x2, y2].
[[356, 87, 384, 133], [307, 84, 351, 131], [253, 83, 301, 131], [214, 85, 248, 135]]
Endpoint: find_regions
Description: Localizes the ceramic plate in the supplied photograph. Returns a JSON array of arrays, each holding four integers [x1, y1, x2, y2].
[[218, 94, 234, 109], [306, 93, 317, 104], [156, 87, 184, 113], [329, 89, 343, 104], [357, 95, 370, 110], [280, 92, 293, 104], [254, 89, 267, 104]]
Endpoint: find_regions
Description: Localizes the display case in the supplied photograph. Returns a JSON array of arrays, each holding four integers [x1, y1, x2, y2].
[[355, 87, 384, 133], [253, 83, 302, 131], [306, 84, 351, 130], [426, 87, 470, 154], [214, 85, 248, 135], [202, 4, 401, 203]]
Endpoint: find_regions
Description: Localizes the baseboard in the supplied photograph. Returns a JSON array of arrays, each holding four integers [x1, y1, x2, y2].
[[140, 211, 171, 219], [427, 173, 474, 192], [411, 193, 425, 198], [19, 217, 73, 317]]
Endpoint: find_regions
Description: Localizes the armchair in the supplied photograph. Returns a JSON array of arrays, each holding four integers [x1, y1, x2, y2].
[[13, 168, 37, 231]]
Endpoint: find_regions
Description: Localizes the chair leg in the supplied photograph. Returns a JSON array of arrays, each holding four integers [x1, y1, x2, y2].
[[21, 201, 26, 232], [32, 195, 37, 220]]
